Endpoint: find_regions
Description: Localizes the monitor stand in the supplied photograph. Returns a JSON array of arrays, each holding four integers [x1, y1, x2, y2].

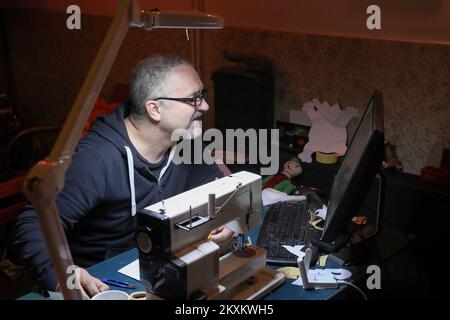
[[311, 233, 349, 253], [327, 240, 378, 266], [297, 248, 338, 289], [313, 173, 384, 265]]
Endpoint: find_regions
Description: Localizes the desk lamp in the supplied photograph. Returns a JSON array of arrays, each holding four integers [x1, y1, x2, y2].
[[22, 0, 223, 300]]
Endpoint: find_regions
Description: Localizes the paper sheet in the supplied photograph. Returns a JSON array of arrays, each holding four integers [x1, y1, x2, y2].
[[262, 188, 306, 206], [292, 268, 352, 287], [47, 291, 64, 300], [318, 255, 328, 267], [277, 266, 300, 280], [315, 204, 328, 220], [281, 245, 305, 259], [327, 268, 352, 280], [118, 259, 140, 281], [292, 269, 336, 287]]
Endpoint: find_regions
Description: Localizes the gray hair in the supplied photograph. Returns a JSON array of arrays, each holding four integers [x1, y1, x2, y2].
[[129, 54, 191, 117]]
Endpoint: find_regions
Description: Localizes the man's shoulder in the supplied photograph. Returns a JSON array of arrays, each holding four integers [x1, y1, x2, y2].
[[75, 139, 122, 164]]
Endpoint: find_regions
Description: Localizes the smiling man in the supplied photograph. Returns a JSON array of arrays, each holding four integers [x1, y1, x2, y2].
[[13, 54, 233, 298]]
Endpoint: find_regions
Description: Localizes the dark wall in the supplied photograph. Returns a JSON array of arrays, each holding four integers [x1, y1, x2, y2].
[[1, 7, 450, 174]]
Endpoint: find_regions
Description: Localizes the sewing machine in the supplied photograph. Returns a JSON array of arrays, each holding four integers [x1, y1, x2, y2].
[[135, 171, 284, 300]]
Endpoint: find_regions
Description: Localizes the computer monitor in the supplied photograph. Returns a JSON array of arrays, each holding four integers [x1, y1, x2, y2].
[[311, 90, 385, 253]]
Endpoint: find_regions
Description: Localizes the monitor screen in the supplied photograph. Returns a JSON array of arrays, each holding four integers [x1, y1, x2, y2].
[[313, 91, 385, 252]]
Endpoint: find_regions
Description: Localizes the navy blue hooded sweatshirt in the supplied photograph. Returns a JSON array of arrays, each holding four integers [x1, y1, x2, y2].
[[13, 101, 223, 290]]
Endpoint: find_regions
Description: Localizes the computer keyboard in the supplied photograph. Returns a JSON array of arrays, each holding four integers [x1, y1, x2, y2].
[[257, 200, 313, 265]]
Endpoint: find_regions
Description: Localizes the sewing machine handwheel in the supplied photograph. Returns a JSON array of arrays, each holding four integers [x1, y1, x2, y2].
[[135, 227, 153, 254]]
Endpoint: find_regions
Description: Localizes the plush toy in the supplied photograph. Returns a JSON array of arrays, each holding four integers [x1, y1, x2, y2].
[[298, 99, 358, 163], [262, 158, 303, 195]]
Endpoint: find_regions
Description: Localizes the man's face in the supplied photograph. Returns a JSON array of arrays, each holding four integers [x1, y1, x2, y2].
[[159, 64, 209, 139]]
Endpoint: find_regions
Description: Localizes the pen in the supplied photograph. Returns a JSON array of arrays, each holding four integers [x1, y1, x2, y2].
[[101, 278, 137, 289]]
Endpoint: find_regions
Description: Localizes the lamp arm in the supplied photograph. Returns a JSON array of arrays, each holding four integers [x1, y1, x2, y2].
[[22, 0, 139, 300]]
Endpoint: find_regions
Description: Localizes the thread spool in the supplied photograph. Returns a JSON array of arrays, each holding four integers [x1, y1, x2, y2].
[[315, 151, 338, 164]]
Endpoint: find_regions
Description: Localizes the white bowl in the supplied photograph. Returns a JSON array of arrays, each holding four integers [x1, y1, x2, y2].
[[91, 290, 130, 300]]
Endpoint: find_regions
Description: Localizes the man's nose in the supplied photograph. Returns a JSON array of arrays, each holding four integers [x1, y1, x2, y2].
[[198, 99, 209, 112]]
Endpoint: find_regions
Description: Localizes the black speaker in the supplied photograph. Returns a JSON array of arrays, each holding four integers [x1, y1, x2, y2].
[[212, 67, 273, 131]]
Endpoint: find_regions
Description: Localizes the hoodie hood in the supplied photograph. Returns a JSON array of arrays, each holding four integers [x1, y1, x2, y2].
[[88, 100, 176, 178], [89, 100, 149, 171], [87, 100, 175, 216]]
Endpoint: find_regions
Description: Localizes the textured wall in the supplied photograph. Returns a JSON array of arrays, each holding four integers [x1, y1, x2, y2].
[[1, 8, 449, 174], [203, 27, 450, 174]]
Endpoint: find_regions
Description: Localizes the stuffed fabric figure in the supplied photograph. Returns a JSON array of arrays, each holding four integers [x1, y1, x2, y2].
[[262, 158, 303, 194], [299, 99, 358, 163]]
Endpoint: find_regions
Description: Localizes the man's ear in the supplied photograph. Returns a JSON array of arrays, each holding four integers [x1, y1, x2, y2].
[[145, 100, 161, 122]]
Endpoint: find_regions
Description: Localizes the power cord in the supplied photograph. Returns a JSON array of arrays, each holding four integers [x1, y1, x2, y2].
[[337, 280, 368, 300]]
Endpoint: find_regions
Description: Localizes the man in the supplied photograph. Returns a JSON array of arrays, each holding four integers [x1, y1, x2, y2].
[[13, 54, 233, 298]]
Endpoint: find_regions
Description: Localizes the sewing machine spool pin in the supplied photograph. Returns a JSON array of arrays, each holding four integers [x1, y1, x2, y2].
[[208, 193, 216, 220]]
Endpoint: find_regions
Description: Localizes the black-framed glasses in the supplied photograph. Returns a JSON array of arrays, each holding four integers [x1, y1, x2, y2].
[[154, 89, 207, 108]]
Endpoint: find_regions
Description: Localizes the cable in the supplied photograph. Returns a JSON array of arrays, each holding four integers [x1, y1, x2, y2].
[[346, 222, 399, 294], [362, 203, 414, 246], [338, 280, 368, 300]]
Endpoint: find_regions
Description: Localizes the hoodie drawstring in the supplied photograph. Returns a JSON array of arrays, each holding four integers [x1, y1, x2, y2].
[[124, 146, 137, 216], [124, 145, 177, 216], [159, 146, 176, 181]]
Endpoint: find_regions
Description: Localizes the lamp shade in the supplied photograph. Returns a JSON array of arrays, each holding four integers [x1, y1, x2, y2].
[[136, 9, 224, 30]]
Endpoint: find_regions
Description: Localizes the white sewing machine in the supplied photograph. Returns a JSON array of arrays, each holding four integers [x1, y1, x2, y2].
[[135, 171, 284, 300]]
